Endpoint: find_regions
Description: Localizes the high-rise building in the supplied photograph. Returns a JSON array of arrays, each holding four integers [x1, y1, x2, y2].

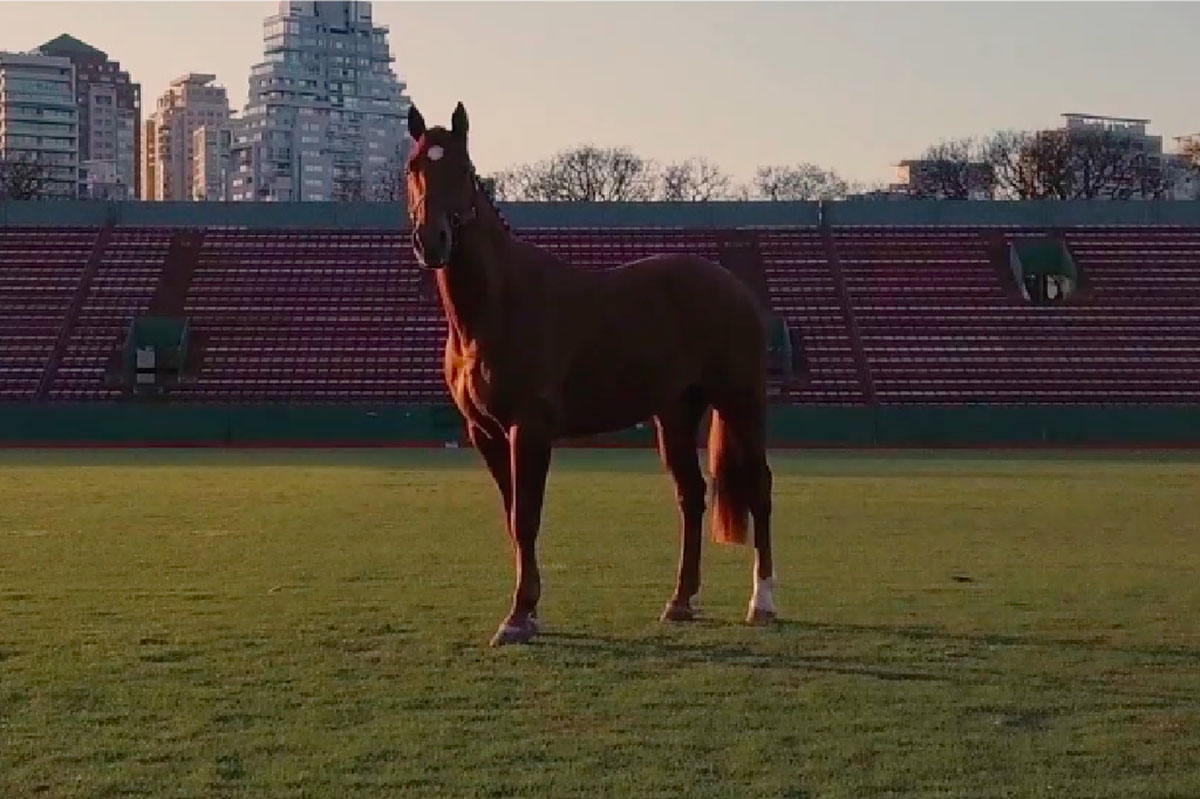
[[230, 1, 412, 202], [34, 34, 140, 200], [0, 51, 78, 198], [193, 125, 232, 201], [142, 73, 231, 201]]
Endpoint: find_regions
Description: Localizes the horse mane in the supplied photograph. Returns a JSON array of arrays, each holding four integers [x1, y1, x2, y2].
[[467, 161, 512, 236]]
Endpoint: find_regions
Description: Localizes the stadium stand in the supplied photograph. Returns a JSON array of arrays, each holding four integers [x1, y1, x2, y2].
[[49, 227, 173, 400], [835, 226, 1200, 404], [0, 226, 101, 400], [3, 202, 1200, 415]]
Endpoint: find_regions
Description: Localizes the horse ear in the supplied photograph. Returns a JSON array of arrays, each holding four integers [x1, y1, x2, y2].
[[408, 105, 426, 140], [451, 102, 469, 142]]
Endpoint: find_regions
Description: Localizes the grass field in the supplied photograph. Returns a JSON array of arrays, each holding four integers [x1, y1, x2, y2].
[[2, 448, 1199, 798]]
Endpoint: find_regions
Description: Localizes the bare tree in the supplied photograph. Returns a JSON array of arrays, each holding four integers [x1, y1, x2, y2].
[[982, 127, 1169, 200], [492, 163, 545, 202], [984, 129, 1087, 199], [657, 157, 732, 201], [904, 138, 995, 199], [495, 145, 658, 202], [1171, 138, 1200, 200], [1020, 130, 1075, 200], [725, 180, 753, 201], [751, 163, 850, 201], [980, 130, 1032, 200], [0, 154, 53, 200], [1181, 138, 1200, 169], [1064, 129, 1154, 199]]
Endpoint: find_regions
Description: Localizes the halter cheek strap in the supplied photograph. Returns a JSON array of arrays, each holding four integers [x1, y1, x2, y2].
[[446, 161, 510, 234], [449, 162, 484, 230]]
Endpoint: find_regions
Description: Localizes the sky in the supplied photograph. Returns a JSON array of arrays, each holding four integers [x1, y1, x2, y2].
[[2, 1, 1199, 186]]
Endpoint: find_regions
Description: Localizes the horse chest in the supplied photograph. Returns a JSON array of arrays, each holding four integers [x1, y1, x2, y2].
[[446, 350, 511, 428]]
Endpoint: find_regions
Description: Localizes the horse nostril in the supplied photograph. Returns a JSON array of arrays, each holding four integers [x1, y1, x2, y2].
[[438, 228, 449, 248]]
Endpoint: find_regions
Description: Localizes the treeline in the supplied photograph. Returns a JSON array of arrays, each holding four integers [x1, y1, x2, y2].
[[491, 130, 1200, 203], [7, 127, 1200, 203], [908, 130, 1200, 201], [491, 147, 859, 203], [0, 156, 53, 201]]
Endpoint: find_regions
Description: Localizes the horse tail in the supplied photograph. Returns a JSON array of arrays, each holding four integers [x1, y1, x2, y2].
[[707, 409, 752, 546]]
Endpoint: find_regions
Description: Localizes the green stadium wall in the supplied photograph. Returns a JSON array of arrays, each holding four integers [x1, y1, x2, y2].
[[3, 404, 1199, 448], [6, 198, 1200, 230]]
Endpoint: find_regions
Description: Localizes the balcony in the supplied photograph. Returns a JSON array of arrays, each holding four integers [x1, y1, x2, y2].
[[2, 106, 76, 124], [1, 120, 76, 138]]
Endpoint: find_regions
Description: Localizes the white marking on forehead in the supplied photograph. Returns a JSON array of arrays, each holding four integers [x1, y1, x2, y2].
[[427, 145, 445, 162]]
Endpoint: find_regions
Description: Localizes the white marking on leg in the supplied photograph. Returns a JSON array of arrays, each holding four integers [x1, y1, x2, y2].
[[750, 575, 775, 614]]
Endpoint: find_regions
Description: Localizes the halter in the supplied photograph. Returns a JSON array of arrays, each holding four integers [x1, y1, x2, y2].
[[450, 161, 511, 234], [448, 164, 479, 230]]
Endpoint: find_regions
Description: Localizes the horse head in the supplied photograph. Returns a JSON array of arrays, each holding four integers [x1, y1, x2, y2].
[[406, 102, 477, 269]]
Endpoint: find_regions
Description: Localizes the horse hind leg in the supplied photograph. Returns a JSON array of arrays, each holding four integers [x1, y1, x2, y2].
[[741, 411, 776, 626], [655, 392, 708, 623], [711, 392, 776, 625], [746, 453, 775, 626]]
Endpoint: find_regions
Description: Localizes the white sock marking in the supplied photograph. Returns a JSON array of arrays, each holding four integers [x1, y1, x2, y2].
[[750, 576, 775, 613]]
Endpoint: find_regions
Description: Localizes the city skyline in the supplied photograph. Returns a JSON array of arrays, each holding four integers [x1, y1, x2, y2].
[[2, 1, 1200, 187]]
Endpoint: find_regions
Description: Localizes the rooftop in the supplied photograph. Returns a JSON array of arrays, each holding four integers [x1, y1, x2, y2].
[[1062, 113, 1151, 125], [36, 34, 108, 60], [171, 73, 219, 88]]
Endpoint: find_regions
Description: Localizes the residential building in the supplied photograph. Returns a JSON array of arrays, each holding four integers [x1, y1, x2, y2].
[[230, 1, 412, 202], [34, 34, 140, 200], [1168, 134, 1200, 200], [142, 73, 231, 201], [0, 51, 78, 198]]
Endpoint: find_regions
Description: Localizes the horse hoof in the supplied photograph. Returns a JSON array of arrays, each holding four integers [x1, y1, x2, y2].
[[489, 618, 537, 647], [745, 607, 777, 626], [660, 602, 696, 623]]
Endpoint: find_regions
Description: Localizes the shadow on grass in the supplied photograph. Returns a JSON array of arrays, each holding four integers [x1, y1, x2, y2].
[[535, 626, 946, 684], [531, 619, 1200, 704]]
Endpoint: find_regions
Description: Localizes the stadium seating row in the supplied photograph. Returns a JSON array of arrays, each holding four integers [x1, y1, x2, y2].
[[2, 225, 1198, 405]]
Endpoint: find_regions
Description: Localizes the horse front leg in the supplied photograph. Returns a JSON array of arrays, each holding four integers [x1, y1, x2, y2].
[[654, 400, 708, 623], [490, 415, 553, 647], [469, 422, 513, 521]]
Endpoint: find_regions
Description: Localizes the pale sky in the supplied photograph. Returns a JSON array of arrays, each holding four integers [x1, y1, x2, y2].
[[3, 1, 1199, 186]]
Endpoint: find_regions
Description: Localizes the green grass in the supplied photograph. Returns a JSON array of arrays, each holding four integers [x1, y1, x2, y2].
[[2, 448, 1199, 798]]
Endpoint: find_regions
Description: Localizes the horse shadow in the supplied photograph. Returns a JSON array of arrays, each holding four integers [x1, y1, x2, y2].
[[532, 619, 1200, 704]]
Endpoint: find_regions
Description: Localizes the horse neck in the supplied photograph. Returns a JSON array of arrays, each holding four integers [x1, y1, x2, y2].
[[435, 199, 513, 349]]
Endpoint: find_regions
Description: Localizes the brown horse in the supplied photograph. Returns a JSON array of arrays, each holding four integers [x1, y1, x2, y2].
[[406, 102, 775, 646]]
